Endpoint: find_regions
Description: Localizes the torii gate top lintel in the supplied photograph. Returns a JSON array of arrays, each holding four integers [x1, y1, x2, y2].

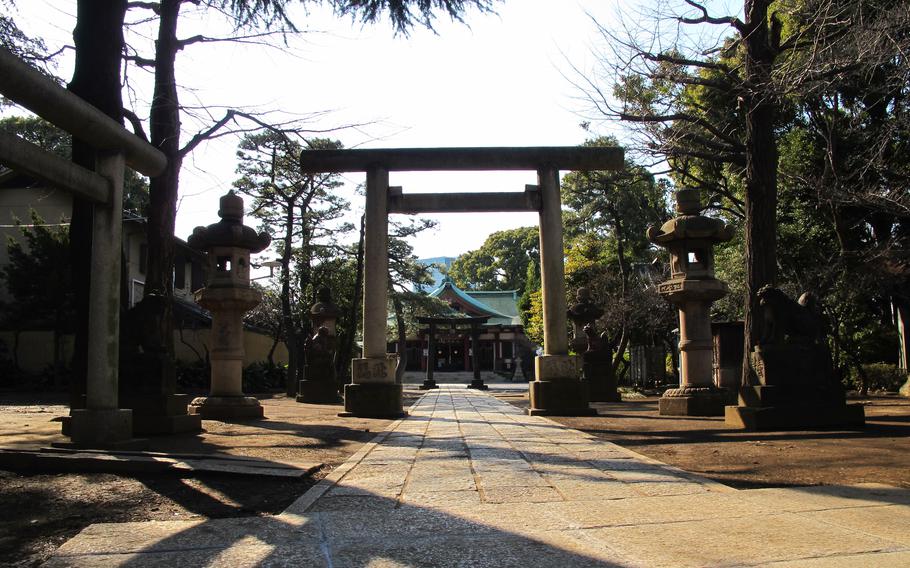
[[298, 146, 624, 173]]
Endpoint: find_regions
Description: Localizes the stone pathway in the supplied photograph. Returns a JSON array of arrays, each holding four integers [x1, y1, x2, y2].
[[46, 388, 910, 567]]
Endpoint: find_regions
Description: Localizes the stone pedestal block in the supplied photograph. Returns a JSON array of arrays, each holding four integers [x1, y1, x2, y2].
[[529, 355, 594, 416], [658, 386, 726, 416], [343, 356, 403, 417], [131, 413, 203, 435], [750, 344, 832, 387], [119, 344, 200, 434], [67, 408, 144, 449], [726, 384, 865, 430], [467, 379, 489, 390], [583, 360, 621, 402], [188, 396, 263, 421], [340, 383, 406, 418], [725, 341, 865, 430], [535, 354, 581, 381], [725, 403, 865, 431], [351, 356, 398, 383], [528, 380, 597, 416], [121, 393, 202, 435], [738, 384, 845, 407], [296, 380, 342, 404], [585, 378, 622, 402]]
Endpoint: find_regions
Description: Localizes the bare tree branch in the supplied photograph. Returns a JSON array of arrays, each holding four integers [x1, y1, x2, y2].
[[122, 107, 149, 142], [126, 1, 160, 13], [177, 30, 292, 49], [678, 0, 745, 32]]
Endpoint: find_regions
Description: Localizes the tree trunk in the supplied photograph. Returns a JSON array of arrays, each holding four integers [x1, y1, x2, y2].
[[53, 307, 65, 388], [266, 337, 278, 367], [336, 214, 365, 379], [895, 297, 909, 373], [612, 329, 629, 375], [281, 198, 299, 396], [67, 0, 128, 407], [393, 294, 407, 383], [144, 0, 182, 394], [741, 0, 779, 386], [11, 329, 20, 370], [666, 335, 680, 382]]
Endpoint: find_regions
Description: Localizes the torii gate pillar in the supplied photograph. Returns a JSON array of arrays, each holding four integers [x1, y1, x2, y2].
[[529, 166, 596, 416], [342, 166, 404, 418]]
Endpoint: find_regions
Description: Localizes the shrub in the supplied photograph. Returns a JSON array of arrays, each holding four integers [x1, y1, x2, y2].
[[242, 361, 286, 393], [175, 359, 209, 391], [174, 359, 287, 393], [851, 362, 908, 393]]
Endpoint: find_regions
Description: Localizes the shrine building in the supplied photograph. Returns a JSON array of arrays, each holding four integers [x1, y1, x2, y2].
[[389, 277, 536, 375]]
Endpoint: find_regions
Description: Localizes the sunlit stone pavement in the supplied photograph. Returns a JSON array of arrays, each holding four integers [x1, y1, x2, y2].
[[46, 388, 910, 567]]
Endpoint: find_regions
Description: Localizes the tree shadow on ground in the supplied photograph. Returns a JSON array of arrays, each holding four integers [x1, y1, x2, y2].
[[82, 491, 629, 568]]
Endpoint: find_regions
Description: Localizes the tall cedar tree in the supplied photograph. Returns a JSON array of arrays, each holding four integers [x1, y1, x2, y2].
[[581, 0, 781, 385]]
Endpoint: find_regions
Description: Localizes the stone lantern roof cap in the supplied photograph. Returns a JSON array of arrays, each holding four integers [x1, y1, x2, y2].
[[647, 189, 734, 245], [187, 190, 271, 253]]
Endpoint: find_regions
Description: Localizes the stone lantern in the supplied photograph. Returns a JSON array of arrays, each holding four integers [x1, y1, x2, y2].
[[647, 188, 733, 416], [297, 286, 342, 404], [567, 287, 603, 352], [567, 288, 620, 402], [187, 191, 271, 420]]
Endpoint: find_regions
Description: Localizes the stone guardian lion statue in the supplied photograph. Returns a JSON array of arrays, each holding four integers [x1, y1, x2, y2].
[[756, 285, 825, 345]]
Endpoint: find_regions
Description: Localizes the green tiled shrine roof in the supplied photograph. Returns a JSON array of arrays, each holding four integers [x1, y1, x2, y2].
[[428, 278, 522, 327]]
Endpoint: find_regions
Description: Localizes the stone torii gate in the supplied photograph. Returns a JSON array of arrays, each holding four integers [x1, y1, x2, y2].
[[299, 146, 623, 417]]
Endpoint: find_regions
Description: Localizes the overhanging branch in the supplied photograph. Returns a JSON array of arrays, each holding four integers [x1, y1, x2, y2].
[[679, 0, 745, 32]]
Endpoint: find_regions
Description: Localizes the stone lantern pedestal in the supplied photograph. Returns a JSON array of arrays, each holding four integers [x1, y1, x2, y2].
[[186, 191, 271, 421], [648, 189, 733, 417], [191, 286, 264, 420], [656, 281, 729, 415]]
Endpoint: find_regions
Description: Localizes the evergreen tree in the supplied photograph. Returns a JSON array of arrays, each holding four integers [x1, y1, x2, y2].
[[234, 133, 346, 394], [0, 212, 72, 383]]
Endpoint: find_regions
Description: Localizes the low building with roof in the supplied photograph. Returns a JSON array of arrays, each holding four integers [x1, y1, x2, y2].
[[389, 276, 537, 378], [0, 169, 287, 376]]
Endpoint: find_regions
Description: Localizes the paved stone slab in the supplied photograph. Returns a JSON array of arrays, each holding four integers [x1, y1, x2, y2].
[[0, 447, 322, 478], [328, 532, 629, 568], [739, 483, 910, 512], [756, 550, 910, 567], [46, 388, 910, 567], [579, 512, 900, 568], [800, 504, 910, 546]]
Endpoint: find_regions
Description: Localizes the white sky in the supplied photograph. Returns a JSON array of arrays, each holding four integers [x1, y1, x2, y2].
[[5, 0, 741, 262]]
